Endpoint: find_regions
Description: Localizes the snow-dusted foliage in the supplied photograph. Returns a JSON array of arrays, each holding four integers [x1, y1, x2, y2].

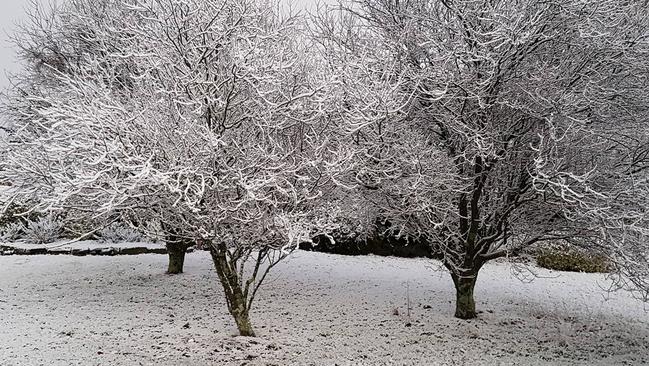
[[142, 220, 165, 244], [98, 223, 142, 244], [2, 0, 347, 336], [23, 216, 62, 244], [2, 0, 647, 334], [313, 0, 649, 316], [0, 222, 25, 242]]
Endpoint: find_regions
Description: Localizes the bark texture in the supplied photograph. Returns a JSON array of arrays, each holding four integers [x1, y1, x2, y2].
[[209, 243, 256, 337], [166, 242, 187, 274], [451, 273, 478, 319]]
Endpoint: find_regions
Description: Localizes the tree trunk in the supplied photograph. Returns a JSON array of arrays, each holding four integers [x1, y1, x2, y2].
[[209, 244, 257, 337], [167, 242, 187, 274], [451, 274, 478, 319], [230, 294, 256, 337]]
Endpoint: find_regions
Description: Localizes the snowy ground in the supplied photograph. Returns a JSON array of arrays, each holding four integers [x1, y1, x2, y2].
[[0, 251, 647, 366], [1, 240, 164, 251]]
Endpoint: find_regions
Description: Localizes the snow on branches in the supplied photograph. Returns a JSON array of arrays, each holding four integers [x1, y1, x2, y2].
[[1, 0, 648, 326], [2, 0, 349, 335], [315, 0, 649, 315]]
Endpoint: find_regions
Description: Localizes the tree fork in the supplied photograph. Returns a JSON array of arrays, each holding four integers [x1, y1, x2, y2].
[[209, 244, 257, 337]]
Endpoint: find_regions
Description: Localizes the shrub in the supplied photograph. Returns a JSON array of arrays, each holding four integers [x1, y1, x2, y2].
[[98, 222, 142, 243], [0, 222, 25, 241], [59, 214, 102, 239], [0, 202, 41, 229], [536, 247, 611, 273], [143, 220, 165, 243], [23, 215, 63, 244]]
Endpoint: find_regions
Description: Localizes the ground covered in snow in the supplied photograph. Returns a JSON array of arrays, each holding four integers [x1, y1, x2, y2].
[[1, 240, 164, 251], [0, 251, 647, 365]]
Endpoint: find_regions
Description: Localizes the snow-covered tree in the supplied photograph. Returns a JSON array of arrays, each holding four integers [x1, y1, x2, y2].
[[3, 0, 197, 272], [2, 0, 345, 336], [315, 0, 649, 318]]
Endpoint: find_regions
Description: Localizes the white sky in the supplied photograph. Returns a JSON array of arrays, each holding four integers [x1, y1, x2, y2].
[[0, 0, 326, 91], [0, 0, 34, 90]]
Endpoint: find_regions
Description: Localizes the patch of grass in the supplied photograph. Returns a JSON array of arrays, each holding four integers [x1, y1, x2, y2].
[[536, 248, 610, 273]]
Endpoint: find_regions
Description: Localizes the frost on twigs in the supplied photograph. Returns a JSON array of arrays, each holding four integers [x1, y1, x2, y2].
[[0, 222, 25, 242], [313, 0, 649, 317], [23, 215, 63, 244], [1, 0, 350, 335], [98, 222, 142, 244]]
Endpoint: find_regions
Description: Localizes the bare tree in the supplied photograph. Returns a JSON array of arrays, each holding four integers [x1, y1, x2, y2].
[[315, 0, 649, 318], [2, 0, 345, 336]]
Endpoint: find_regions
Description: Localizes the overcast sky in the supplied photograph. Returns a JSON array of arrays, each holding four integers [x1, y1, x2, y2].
[[0, 0, 32, 90], [0, 0, 323, 91]]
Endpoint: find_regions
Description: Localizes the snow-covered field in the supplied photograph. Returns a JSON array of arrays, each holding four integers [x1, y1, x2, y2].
[[1, 240, 165, 252], [1, 240, 164, 251], [0, 251, 647, 366]]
